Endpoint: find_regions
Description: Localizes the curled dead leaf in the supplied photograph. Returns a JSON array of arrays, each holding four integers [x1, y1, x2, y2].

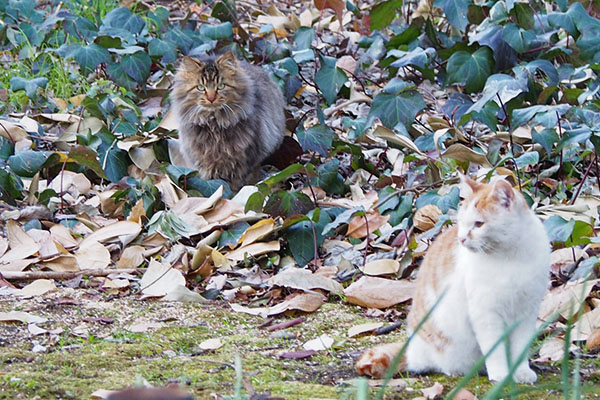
[[344, 276, 414, 309], [359, 259, 400, 276], [414, 204, 442, 231]]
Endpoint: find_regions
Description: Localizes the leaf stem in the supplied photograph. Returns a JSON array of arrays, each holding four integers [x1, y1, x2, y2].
[[570, 154, 597, 205]]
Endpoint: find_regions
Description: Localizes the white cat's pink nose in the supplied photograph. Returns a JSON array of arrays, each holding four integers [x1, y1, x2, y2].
[[459, 237, 466, 244]]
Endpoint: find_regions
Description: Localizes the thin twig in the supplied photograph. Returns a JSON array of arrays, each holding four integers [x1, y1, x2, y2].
[[496, 93, 522, 191], [557, 111, 564, 178], [362, 213, 370, 267], [0, 121, 16, 143], [1, 268, 142, 280], [571, 155, 597, 205]]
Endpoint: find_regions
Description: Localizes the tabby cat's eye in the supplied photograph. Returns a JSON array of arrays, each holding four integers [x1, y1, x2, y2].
[[197, 84, 205, 91], [474, 221, 484, 228], [217, 83, 225, 90]]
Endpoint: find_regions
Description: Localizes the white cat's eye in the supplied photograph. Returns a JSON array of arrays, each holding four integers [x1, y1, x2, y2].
[[217, 83, 225, 90], [474, 221, 485, 228], [197, 84, 205, 91]]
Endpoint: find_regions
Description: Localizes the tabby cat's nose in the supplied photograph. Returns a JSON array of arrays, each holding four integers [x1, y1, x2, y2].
[[206, 90, 217, 102]]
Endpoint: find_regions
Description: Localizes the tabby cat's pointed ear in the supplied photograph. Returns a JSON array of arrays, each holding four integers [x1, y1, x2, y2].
[[458, 173, 481, 198], [216, 51, 237, 68], [181, 56, 203, 70]]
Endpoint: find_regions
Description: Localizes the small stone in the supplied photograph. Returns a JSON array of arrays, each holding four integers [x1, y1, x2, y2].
[[163, 350, 177, 358], [270, 331, 296, 340]]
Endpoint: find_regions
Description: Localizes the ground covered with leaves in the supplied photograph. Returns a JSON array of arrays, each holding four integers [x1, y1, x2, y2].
[[1, 0, 600, 399]]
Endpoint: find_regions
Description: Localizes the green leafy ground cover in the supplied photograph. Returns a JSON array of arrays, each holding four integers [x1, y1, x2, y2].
[[1, 0, 600, 398]]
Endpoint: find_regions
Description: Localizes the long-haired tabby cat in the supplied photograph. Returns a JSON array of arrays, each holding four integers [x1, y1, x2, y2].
[[171, 51, 285, 190], [356, 175, 550, 383]]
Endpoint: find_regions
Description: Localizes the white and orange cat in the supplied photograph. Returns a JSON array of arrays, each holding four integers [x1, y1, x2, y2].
[[356, 175, 550, 384]]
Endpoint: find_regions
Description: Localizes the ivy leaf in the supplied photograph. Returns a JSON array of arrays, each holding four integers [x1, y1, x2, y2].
[[219, 221, 251, 249], [287, 209, 332, 266], [8, 151, 60, 177], [511, 104, 571, 128], [106, 62, 137, 90], [296, 124, 334, 156], [148, 38, 177, 64], [434, 0, 471, 32], [369, 78, 425, 130], [501, 23, 536, 53], [577, 28, 600, 64], [0, 169, 24, 205], [245, 192, 265, 213], [446, 47, 493, 93], [186, 177, 232, 198], [514, 151, 539, 168], [294, 27, 315, 50], [264, 190, 314, 218], [199, 22, 233, 40], [544, 216, 575, 243], [100, 147, 130, 183], [63, 16, 98, 41], [310, 159, 345, 195], [120, 51, 151, 84], [102, 7, 145, 35], [465, 74, 527, 114], [532, 128, 559, 156], [389, 47, 436, 69], [9, 76, 48, 99], [370, 0, 402, 31], [68, 145, 107, 179], [315, 55, 348, 105], [70, 43, 110, 72]]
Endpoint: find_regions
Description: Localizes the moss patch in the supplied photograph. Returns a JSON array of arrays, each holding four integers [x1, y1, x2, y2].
[[1, 292, 599, 399]]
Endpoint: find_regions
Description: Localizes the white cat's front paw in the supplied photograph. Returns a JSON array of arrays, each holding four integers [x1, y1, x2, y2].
[[513, 366, 537, 384], [486, 365, 509, 383]]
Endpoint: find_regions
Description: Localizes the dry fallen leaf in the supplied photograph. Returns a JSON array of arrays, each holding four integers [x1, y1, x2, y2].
[[359, 259, 400, 276], [451, 388, 477, 400], [116, 245, 146, 269], [421, 382, 444, 399], [199, 338, 223, 350], [347, 211, 390, 239], [587, 328, 600, 351], [536, 337, 576, 362], [230, 293, 323, 317], [539, 279, 599, 321], [0, 220, 41, 263], [347, 322, 384, 337], [75, 240, 111, 270], [17, 279, 56, 297], [344, 276, 414, 309], [162, 285, 209, 303], [226, 240, 280, 261], [413, 204, 442, 231], [80, 221, 142, 247], [238, 218, 275, 247], [140, 260, 186, 298], [0, 311, 47, 324], [303, 334, 334, 351], [269, 267, 343, 294], [571, 306, 600, 342]]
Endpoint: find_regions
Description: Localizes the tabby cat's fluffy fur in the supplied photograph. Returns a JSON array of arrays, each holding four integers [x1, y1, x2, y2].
[[171, 52, 285, 190], [356, 176, 550, 384]]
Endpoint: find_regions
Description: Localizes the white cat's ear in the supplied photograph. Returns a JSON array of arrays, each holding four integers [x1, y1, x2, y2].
[[216, 51, 237, 68], [492, 179, 515, 208], [181, 56, 203, 70], [458, 173, 481, 198]]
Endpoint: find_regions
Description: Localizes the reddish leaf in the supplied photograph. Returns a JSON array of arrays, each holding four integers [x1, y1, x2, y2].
[[314, 0, 345, 23], [279, 350, 317, 359]]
